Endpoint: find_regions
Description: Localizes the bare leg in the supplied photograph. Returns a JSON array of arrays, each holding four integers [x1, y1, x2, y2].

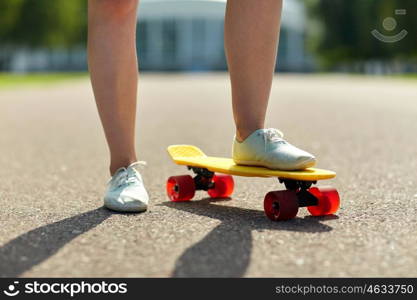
[[88, 0, 139, 175], [225, 0, 283, 142]]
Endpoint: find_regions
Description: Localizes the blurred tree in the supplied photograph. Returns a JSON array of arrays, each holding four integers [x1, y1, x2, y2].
[[0, 0, 87, 47], [0, 0, 25, 40], [307, 0, 417, 70]]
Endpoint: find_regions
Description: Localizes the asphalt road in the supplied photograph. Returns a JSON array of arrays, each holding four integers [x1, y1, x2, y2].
[[0, 74, 416, 277]]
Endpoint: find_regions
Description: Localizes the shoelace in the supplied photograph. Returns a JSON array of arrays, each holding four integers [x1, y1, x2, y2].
[[262, 128, 285, 152], [113, 161, 147, 188], [264, 128, 284, 142]]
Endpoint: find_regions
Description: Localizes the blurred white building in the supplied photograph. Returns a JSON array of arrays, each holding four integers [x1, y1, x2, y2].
[[6, 0, 310, 72], [137, 0, 310, 71]]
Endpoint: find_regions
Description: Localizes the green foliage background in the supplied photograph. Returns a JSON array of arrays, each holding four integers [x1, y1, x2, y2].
[[306, 0, 417, 69], [0, 0, 87, 47], [0, 0, 415, 71]]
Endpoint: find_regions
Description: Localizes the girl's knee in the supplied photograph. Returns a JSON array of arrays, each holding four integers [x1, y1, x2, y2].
[[90, 0, 138, 19]]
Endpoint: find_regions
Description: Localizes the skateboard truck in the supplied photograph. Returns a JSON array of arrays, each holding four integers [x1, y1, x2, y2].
[[278, 178, 318, 207], [188, 168, 321, 207], [279, 178, 316, 190], [296, 189, 319, 207], [188, 166, 215, 191]]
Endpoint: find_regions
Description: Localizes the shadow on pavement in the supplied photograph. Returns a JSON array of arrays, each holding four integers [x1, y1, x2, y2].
[[162, 198, 338, 277], [0, 207, 112, 277]]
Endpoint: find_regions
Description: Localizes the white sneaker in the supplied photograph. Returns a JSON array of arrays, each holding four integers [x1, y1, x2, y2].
[[104, 162, 149, 212], [232, 128, 316, 170]]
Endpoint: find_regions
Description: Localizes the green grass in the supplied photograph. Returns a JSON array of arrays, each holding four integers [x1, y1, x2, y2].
[[391, 73, 417, 79], [0, 72, 88, 88], [313, 72, 417, 79], [355, 73, 417, 80], [1, 72, 415, 89]]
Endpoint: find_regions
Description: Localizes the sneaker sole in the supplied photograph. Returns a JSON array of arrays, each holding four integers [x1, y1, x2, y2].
[[233, 159, 316, 171]]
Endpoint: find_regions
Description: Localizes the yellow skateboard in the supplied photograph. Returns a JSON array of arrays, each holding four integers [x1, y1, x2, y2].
[[166, 145, 339, 221]]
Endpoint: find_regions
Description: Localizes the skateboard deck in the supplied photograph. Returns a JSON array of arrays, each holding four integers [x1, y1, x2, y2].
[[167, 145, 336, 181]]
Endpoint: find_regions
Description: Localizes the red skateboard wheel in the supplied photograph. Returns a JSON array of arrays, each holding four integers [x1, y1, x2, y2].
[[166, 175, 195, 202], [207, 174, 234, 198], [307, 186, 340, 216], [264, 190, 299, 221]]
